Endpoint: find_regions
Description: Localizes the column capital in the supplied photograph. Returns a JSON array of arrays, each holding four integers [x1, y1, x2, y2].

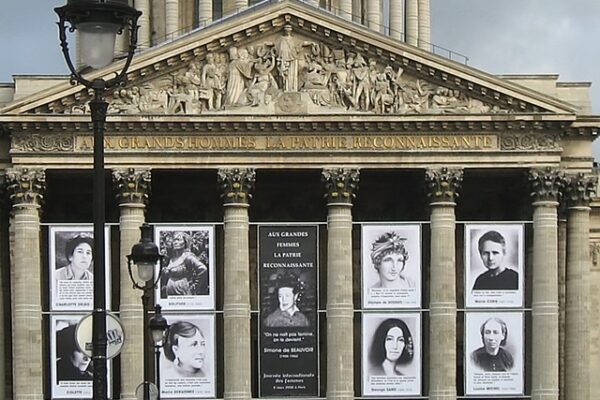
[[322, 168, 359, 205], [425, 167, 463, 203], [6, 167, 45, 208], [218, 168, 256, 205], [112, 168, 151, 206], [564, 172, 597, 208], [529, 167, 565, 203]]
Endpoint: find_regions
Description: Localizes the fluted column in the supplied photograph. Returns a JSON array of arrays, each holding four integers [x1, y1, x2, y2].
[[529, 167, 564, 400], [6, 168, 45, 400], [590, 239, 600, 399], [135, 0, 151, 48], [389, 0, 404, 40], [405, 0, 419, 46], [113, 168, 151, 400], [0, 182, 9, 399], [417, 0, 431, 50], [306, 0, 320, 6], [322, 168, 359, 400], [339, 0, 353, 20], [557, 213, 567, 399], [564, 173, 596, 400], [425, 167, 462, 400], [198, 0, 213, 25], [219, 168, 255, 400], [222, 0, 248, 16], [366, 0, 381, 33], [165, 0, 179, 39]]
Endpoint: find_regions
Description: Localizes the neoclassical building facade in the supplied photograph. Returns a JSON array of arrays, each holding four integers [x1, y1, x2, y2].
[[0, 1, 599, 400]]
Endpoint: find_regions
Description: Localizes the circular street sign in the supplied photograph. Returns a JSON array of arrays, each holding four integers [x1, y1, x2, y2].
[[75, 312, 125, 359], [136, 382, 158, 400]]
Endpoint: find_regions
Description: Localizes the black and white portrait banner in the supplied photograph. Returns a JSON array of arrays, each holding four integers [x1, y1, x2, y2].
[[465, 224, 524, 308], [50, 315, 111, 399], [159, 314, 215, 399], [49, 225, 111, 311], [362, 312, 421, 397], [362, 224, 421, 309], [464, 311, 524, 396], [154, 225, 215, 310], [259, 225, 318, 397]]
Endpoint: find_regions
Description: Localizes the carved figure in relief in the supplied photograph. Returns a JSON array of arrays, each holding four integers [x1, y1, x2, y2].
[[225, 47, 254, 106], [351, 54, 371, 110], [270, 25, 312, 92], [248, 56, 278, 106], [201, 52, 224, 110], [373, 71, 394, 113]]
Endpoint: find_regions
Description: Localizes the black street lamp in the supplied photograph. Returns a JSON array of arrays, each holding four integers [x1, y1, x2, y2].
[[149, 305, 170, 400], [127, 223, 165, 400], [55, 1, 141, 398]]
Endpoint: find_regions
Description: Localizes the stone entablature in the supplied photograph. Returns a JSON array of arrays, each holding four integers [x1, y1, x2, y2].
[[10, 132, 562, 154]]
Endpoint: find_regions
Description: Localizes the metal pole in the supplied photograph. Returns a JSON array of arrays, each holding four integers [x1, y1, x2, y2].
[[142, 289, 151, 400], [90, 82, 108, 400], [155, 344, 161, 400]]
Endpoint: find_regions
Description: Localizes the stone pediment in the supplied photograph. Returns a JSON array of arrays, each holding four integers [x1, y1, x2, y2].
[[1, 0, 578, 116]]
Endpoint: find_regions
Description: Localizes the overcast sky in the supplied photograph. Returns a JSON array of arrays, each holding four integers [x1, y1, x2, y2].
[[1, 0, 598, 154]]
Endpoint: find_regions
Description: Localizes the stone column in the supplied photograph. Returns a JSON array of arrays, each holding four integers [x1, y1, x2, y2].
[[366, 0, 381, 33], [564, 173, 596, 400], [165, 0, 179, 39], [135, 0, 151, 48], [222, 0, 248, 16], [405, 0, 419, 46], [557, 214, 567, 399], [425, 167, 462, 400], [198, 0, 213, 25], [0, 183, 9, 399], [339, 0, 353, 20], [590, 239, 600, 399], [529, 167, 564, 400], [6, 168, 45, 400], [305, 0, 320, 6], [417, 0, 431, 50], [218, 168, 255, 400], [113, 168, 151, 400], [389, 0, 404, 40], [322, 168, 359, 400]]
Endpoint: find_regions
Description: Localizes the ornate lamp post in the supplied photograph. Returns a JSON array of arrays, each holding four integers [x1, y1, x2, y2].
[[149, 305, 170, 400], [54, 1, 141, 399], [127, 223, 165, 399]]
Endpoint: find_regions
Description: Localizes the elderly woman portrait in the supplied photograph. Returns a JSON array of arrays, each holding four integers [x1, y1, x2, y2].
[[163, 321, 207, 378], [470, 317, 514, 372], [161, 231, 208, 297], [55, 233, 94, 281], [370, 232, 415, 289], [55, 324, 93, 381], [264, 271, 309, 328], [369, 318, 414, 376]]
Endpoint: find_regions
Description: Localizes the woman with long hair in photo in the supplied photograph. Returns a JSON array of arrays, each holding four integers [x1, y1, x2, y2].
[[162, 232, 207, 296], [369, 318, 414, 376]]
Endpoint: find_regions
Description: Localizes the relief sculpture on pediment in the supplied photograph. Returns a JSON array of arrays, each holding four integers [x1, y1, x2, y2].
[[69, 25, 503, 116]]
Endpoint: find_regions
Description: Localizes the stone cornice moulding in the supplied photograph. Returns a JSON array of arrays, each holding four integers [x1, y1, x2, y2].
[[0, 115, 584, 135], [0, 0, 580, 116]]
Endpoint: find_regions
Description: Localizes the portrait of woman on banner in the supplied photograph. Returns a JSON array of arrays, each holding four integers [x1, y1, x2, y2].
[[362, 313, 422, 397], [464, 312, 524, 396], [263, 271, 310, 328], [55, 323, 93, 382], [159, 315, 216, 399], [160, 231, 208, 297], [362, 225, 421, 309], [368, 318, 415, 376], [55, 233, 94, 281]]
